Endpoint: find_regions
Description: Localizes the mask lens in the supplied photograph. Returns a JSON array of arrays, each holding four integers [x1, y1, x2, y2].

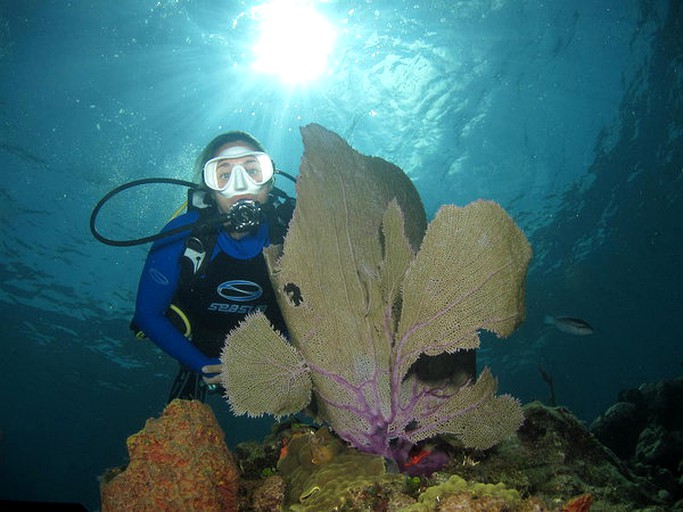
[[204, 151, 273, 192]]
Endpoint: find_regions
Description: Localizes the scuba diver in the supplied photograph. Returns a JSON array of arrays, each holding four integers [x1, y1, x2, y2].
[[131, 131, 295, 402]]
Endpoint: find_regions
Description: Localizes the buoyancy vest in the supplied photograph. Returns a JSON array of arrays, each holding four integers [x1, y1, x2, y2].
[[132, 190, 295, 358], [173, 193, 293, 357], [174, 247, 287, 358]]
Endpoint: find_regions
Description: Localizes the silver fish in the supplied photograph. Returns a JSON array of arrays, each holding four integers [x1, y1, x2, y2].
[[544, 315, 594, 335]]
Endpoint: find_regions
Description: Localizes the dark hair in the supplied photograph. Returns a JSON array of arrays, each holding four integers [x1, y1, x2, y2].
[[194, 131, 267, 185]]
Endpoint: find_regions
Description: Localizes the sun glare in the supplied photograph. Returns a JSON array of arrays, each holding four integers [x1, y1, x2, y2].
[[247, 1, 336, 84]]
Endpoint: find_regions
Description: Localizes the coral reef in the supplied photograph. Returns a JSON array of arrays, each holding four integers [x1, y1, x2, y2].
[[234, 400, 663, 510], [590, 376, 683, 507], [220, 123, 531, 469], [250, 475, 286, 512], [446, 401, 668, 511], [99, 399, 239, 511], [99, 396, 675, 511], [240, 423, 549, 511], [275, 426, 389, 510], [398, 474, 548, 512]]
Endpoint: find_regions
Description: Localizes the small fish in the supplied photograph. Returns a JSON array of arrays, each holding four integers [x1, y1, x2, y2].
[[544, 315, 594, 335], [404, 448, 433, 468], [399, 445, 451, 476]]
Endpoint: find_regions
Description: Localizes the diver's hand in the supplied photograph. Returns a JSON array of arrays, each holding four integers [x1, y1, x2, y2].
[[201, 364, 223, 385]]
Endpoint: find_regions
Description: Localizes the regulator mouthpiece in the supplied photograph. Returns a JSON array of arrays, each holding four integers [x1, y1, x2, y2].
[[226, 199, 262, 233]]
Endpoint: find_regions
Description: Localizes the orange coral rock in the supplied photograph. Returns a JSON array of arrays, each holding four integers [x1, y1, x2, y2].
[[100, 399, 239, 512], [561, 493, 593, 512]]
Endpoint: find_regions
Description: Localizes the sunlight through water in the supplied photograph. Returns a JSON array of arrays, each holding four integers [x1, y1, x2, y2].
[[239, 0, 336, 84]]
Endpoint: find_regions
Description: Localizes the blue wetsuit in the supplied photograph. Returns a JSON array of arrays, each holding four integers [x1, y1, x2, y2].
[[133, 209, 286, 376]]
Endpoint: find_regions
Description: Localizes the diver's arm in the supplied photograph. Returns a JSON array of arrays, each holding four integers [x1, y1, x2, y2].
[[133, 215, 220, 375]]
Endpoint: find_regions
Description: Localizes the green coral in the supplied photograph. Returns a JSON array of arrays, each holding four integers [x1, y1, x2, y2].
[[276, 428, 392, 511], [402, 475, 521, 511]]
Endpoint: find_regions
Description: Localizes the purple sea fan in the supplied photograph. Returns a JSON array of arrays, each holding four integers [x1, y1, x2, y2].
[[220, 124, 531, 466]]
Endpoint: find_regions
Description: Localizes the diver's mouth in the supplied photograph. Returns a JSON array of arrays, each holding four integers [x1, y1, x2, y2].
[[230, 194, 257, 201]]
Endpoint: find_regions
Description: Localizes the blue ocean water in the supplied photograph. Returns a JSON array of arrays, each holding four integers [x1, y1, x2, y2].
[[0, 0, 680, 509]]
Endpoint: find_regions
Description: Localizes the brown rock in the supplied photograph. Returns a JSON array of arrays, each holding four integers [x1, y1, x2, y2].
[[100, 399, 239, 511]]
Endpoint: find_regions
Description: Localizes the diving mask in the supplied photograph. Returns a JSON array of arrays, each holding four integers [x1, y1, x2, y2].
[[203, 146, 274, 197]]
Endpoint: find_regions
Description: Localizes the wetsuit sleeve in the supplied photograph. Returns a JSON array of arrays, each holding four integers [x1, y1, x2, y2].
[[132, 214, 221, 374]]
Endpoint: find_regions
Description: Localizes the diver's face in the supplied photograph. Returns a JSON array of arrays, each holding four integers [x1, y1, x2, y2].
[[210, 141, 272, 214]]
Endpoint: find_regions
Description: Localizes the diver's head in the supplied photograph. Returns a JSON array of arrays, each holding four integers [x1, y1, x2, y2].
[[197, 131, 275, 234]]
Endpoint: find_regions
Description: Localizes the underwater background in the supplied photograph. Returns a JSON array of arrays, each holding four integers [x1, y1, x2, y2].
[[0, 0, 680, 510]]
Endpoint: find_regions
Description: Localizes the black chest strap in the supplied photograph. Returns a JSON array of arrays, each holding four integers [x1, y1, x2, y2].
[[179, 219, 219, 292]]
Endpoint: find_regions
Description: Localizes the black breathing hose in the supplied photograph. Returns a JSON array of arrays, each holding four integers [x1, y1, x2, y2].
[[89, 177, 218, 247], [90, 172, 297, 247]]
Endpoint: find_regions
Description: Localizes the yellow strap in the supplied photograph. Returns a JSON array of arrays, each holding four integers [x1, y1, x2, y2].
[[169, 303, 192, 338], [168, 200, 188, 222], [135, 304, 192, 340]]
